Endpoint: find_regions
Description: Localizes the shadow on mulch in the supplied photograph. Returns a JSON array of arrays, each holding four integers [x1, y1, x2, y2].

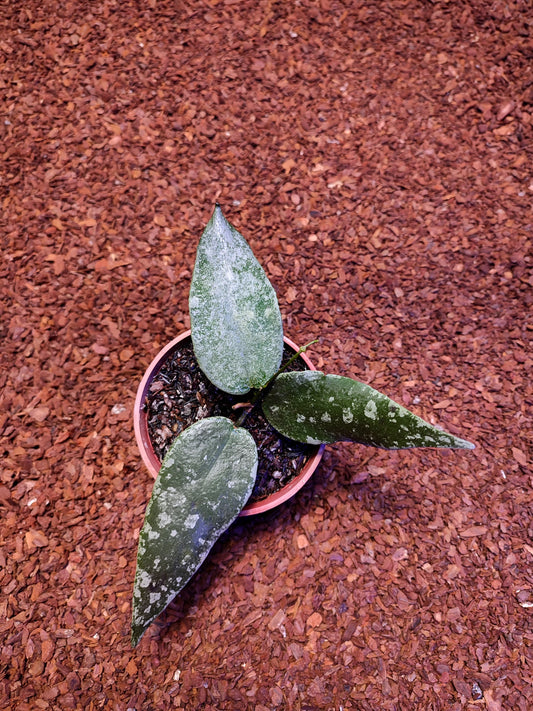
[[148, 452, 339, 639], [146, 444, 455, 642]]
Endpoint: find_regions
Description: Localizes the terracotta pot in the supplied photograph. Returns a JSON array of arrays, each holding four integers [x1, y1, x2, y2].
[[133, 330, 325, 516]]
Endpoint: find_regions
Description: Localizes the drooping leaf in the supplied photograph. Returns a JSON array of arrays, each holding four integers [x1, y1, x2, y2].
[[131, 417, 257, 647], [189, 204, 283, 395], [263, 371, 475, 450]]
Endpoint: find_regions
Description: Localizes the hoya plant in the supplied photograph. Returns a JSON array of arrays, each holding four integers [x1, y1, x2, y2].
[[131, 204, 474, 646]]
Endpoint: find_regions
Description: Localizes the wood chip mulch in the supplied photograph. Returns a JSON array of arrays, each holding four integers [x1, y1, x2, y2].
[[1, 1, 531, 709]]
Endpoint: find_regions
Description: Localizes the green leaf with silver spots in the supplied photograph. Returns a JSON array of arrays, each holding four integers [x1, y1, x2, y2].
[[131, 417, 257, 647], [189, 205, 284, 395], [263, 371, 475, 450]]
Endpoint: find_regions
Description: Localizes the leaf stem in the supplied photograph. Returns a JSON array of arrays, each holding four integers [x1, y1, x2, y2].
[[274, 339, 319, 380]]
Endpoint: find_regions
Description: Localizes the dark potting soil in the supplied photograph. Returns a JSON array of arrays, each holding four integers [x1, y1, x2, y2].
[[145, 339, 316, 504]]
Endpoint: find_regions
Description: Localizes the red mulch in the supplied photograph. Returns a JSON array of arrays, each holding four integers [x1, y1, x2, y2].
[[1, 1, 532, 709]]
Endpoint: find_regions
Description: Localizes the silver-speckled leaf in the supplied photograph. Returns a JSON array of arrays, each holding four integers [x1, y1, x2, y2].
[[131, 417, 257, 647], [263, 371, 475, 450], [189, 205, 283, 395]]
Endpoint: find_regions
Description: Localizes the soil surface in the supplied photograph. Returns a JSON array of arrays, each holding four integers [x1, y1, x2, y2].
[[146, 340, 315, 502], [1, 1, 532, 710]]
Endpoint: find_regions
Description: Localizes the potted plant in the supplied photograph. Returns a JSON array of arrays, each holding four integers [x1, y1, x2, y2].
[[133, 329, 326, 515], [131, 204, 474, 647]]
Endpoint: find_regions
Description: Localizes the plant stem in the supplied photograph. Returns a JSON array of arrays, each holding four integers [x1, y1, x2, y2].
[[234, 396, 259, 428], [234, 339, 318, 428]]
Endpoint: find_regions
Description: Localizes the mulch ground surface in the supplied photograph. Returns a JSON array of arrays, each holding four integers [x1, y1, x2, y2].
[[1, 1, 532, 709]]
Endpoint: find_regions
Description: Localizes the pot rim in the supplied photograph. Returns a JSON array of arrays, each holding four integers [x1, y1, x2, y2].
[[133, 329, 325, 516]]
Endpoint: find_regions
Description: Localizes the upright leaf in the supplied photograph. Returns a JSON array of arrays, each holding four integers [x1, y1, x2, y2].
[[189, 205, 283, 395], [131, 417, 257, 647], [263, 371, 475, 450]]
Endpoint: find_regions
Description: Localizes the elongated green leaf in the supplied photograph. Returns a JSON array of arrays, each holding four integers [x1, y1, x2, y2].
[[189, 204, 283, 395], [263, 371, 475, 450], [131, 417, 257, 647]]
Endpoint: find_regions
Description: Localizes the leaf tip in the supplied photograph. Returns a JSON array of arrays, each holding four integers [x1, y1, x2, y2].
[[455, 438, 476, 450], [210, 202, 228, 232], [130, 624, 143, 648]]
